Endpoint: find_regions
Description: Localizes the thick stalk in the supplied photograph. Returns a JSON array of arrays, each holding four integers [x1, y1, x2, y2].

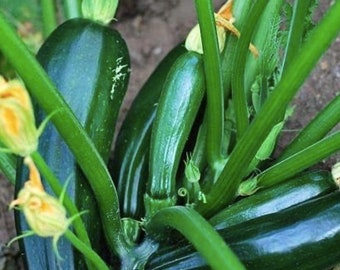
[[231, 0, 270, 139], [0, 13, 130, 256], [146, 206, 245, 270], [221, 0, 253, 100], [194, 0, 224, 166]]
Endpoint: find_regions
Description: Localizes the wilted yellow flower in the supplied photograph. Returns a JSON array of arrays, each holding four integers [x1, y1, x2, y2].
[[215, 0, 258, 57], [185, 0, 258, 57], [185, 23, 226, 54], [0, 76, 39, 157], [9, 157, 70, 259], [217, 0, 235, 22]]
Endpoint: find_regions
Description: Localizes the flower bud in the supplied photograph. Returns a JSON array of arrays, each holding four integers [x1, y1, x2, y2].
[[10, 158, 69, 239], [185, 23, 226, 54], [11, 181, 69, 238], [0, 76, 38, 156], [184, 158, 201, 183]]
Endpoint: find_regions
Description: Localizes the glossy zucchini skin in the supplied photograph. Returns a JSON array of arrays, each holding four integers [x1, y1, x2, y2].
[[210, 170, 336, 230], [15, 18, 130, 269], [146, 51, 205, 205], [110, 44, 186, 220], [147, 191, 340, 270]]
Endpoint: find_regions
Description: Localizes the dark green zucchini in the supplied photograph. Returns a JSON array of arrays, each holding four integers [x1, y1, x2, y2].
[[110, 43, 186, 220], [146, 191, 340, 270], [15, 18, 130, 269], [210, 170, 336, 230], [144, 51, 205, 218]]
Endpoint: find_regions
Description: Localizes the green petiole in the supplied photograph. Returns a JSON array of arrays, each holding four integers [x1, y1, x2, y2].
[[146, 206, 246, 270], [194, 0, 224, 167]]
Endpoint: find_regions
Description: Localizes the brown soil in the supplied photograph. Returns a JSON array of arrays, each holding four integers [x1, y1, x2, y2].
[[0, 0, 339, 268]]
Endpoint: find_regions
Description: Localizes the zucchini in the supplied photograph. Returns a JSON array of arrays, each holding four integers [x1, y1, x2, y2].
[[15, 18, 130, 269], [110, 43, 186, 220], [210, 170, 336, 230], [146, 191, 340, 270], [144, 51, 205, 218]]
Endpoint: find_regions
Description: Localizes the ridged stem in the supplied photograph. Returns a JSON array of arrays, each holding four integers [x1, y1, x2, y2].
[[231, 0, 269, 139], [194, 0, 224, 166]]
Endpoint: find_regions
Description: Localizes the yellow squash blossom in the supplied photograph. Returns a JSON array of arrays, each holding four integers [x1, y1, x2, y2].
[[9, 157, 72, 259], [0, 76, 39, 157]]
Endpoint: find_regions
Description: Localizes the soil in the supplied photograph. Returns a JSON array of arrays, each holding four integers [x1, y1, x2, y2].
[[0, 0, 339, 268]]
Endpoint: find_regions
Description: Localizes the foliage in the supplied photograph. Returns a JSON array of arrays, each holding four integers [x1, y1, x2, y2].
[[0, 0, 340, 269]]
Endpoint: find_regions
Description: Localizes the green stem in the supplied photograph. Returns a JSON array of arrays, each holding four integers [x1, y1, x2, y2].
[[0, 12, 129, 256], [194, 0, 224, 166], [41, 0, 58, 37], [281, 0, 313, 74], [65, 230, 109, 270], [146, 206, 245, 270], [231, 0, 270, 139], [63, 0, 82, 19], [82, 0, 119, 24], [231, 0, 268, 139], [0, 152, 16, 184], [220, 0, 253, 100], [196, 0, 340, 217], [241, 131, 340, 192], [279, 93, 340, 161]]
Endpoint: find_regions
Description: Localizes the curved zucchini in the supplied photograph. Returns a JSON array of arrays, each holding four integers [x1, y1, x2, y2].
[[15, 18, 130, 269], [146, 191, 340, 270], [145, 51, 205, 218], [210, 170, 336, 229], [110, 43, 186, 220]]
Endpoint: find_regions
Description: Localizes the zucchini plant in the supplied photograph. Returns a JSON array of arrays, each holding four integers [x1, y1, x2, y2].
[[0, 0, 340, 269]]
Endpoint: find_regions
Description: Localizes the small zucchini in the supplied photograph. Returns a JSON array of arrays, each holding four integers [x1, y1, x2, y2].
[[210, 170, 336, 230], [110, 43, 186, 220], [146, 191, 340, 270], [15, 18, 130, 269], [144, 51, 205, 218]]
